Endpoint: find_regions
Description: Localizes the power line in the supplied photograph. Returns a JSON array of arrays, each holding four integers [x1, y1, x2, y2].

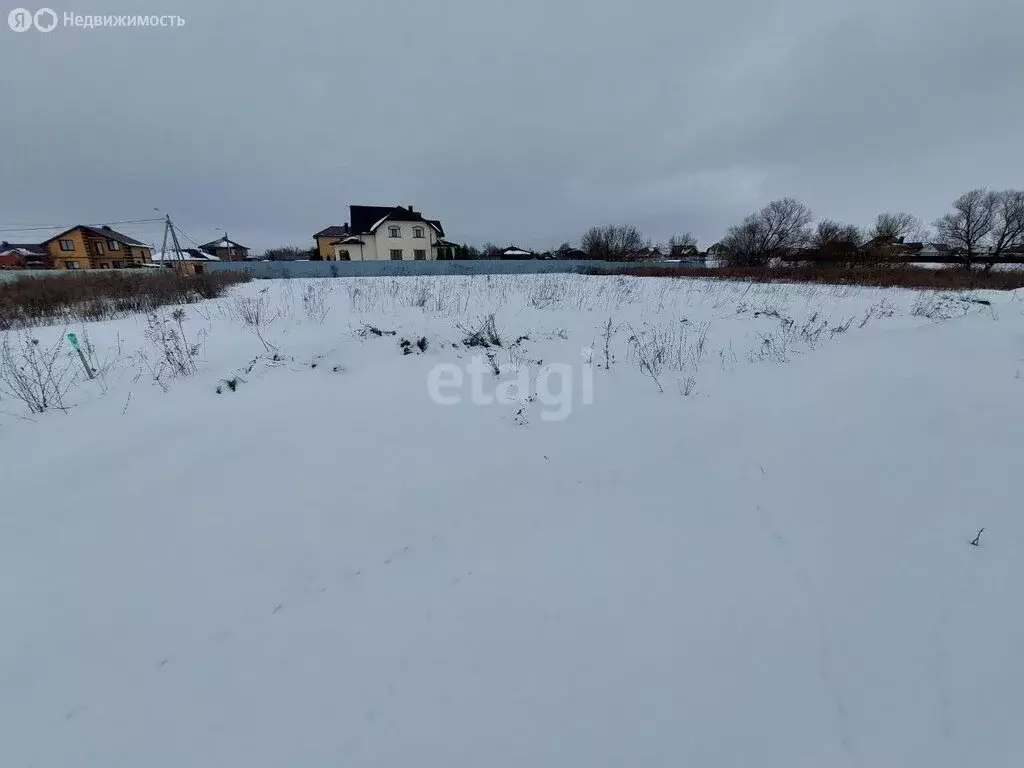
[[0, 217, 165, 235], [172, 225, 208, 250]]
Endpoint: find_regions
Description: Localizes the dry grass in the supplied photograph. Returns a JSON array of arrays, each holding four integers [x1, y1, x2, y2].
[[0, 270, 251, 330], [584, 264, 1024, 291]]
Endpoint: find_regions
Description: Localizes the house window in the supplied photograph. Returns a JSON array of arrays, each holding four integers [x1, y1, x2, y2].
[[99, 263, 110, 269], [413, 226, 424, 238], [390, 249, 403, 260], [59, 239, 74, 251], [65, 260, 79, 269], [94, 242, 105, 255], [388, 226, 401, 238], [107, 240, 120, 251], [414, 249, 426, 260], [338, 250, 350, 261]]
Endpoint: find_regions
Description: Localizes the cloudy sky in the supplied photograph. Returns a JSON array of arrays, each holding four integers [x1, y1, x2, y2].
[[1, 0, 1022, 252]]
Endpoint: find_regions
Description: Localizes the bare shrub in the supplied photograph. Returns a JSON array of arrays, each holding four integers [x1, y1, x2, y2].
[[583, 264, 1024, 291], [301, 281, 330, 324], [626, 325, 667, 392], [79, 328, 125, 394], [0, 270, 250, 330], [600, 316, 618, 370], [910, 294, 974, 321], [859, 299, 898, 328], [141, 309, 200, 381], [527, 276, 567, 309], [409, 280, 431, 309], [0, 331, 76, 413], [231, 290, 278, 353], [460, 314, 502, 348], [356, 323, 397, 338], [678, 376, 697, 396]]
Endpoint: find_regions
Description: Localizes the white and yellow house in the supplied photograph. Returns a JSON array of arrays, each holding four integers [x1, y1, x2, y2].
[[314, 205, 455, 261]]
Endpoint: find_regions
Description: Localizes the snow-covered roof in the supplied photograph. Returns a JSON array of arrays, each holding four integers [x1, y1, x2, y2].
[[151, 249, 221, 263], [503, 248, 533, 256]]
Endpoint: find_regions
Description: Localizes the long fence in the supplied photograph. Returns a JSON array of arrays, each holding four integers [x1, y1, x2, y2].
[[0, 259, 701, 283], [201, 259, 704, 279]]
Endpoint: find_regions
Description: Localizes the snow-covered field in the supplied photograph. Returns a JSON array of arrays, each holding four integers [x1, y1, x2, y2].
[[2, 274, 1022, 767]]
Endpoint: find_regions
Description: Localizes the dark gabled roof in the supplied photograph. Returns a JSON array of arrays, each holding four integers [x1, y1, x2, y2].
[[41, 225, 147, 248], [351, 205, 443, 234], [351, 205, 403, 233], [501, 245, 535, 258], [320, 207, 446, 237], [557, 247, 588, 259], [315, 225, 350, 238], [200, 236, 249, 251]]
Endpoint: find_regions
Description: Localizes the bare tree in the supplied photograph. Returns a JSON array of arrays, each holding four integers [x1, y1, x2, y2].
[[264, 246, 315, 261], [985, 189, 1024, 269], [581, 225, 645, 261], [869, 212, 922, 241], [668, 232, 698, 248], [935, 189, 998, 269], [480, 242, 503, 259], [812, 219, 862, 249], [720, 198, 813, 266]]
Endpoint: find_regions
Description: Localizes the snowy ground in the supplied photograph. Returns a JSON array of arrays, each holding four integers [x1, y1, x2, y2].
[[2, 275, 1022, 767]]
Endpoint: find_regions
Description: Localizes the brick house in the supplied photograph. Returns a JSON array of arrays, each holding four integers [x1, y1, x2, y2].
[[38, 225, 153, 270]]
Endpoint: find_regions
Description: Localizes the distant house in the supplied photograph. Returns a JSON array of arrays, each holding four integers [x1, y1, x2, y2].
[[199, 235, 249, 262], [37, 225, 153, 270], [314, 205, 453, 261], [859, 236, 923, 262], [151, 248, 220, 275], [670, 244, 700, 259], [0, 242, 49, 269], [500, 245, 536, 259], [555, 246, 589, 260], [916, 242, 955, 261]]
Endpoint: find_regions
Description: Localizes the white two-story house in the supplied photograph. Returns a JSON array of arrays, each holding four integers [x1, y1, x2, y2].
[[314, 205, 455, 261]]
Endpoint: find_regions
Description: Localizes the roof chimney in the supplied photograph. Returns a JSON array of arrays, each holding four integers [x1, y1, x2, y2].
[[101, 225, 112, 231]]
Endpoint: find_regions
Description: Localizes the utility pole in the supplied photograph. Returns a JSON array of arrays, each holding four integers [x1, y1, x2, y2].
[[161, 214, 186, 269]]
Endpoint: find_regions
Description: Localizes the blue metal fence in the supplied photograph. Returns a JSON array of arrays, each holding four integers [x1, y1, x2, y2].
[[202, 259, 701, 279], [0, 259, 704, 283]]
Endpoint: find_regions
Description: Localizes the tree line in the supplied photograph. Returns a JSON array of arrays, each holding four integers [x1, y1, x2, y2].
[[258, 187, 1024, 267], [447, 187, 1023, 267], [714, 188, 1024, 270]]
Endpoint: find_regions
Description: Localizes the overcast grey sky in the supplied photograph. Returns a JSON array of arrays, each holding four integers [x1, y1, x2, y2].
[[1, 0, 1022, 252]]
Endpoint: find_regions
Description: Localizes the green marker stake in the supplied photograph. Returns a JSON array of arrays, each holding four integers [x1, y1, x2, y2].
[[67, 332, 95, 379]]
